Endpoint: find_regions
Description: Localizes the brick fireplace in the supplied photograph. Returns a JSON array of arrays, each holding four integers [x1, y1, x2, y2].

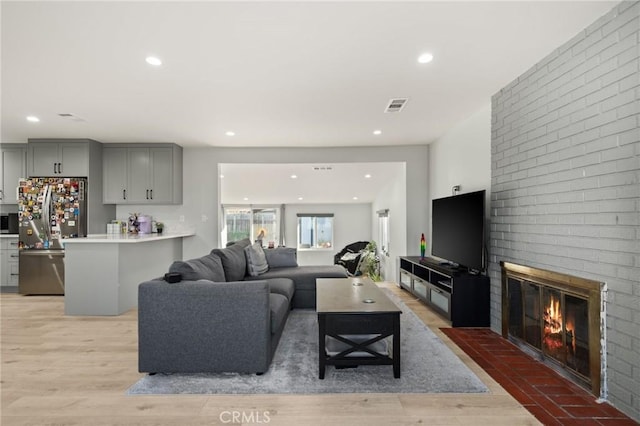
[[501, 261, 605, 396]]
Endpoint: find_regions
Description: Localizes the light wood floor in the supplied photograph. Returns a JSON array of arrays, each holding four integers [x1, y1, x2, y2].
[[1, 282, 540, 425]]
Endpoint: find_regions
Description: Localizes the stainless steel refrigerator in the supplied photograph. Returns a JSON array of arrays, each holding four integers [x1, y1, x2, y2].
[[17, 177, 87, 295]]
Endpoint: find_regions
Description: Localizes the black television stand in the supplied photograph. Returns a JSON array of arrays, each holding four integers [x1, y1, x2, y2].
[[399, 256, 490, 327]]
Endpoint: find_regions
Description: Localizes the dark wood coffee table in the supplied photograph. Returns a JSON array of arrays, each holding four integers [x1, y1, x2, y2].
[[316, 277, 402, 379]]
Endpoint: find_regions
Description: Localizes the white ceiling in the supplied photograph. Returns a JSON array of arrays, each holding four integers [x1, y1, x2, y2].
[[1, 1, 617, 205], [1, 1, 617, 148]]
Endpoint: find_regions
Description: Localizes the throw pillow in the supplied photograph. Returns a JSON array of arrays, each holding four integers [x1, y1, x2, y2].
[[211, 238, 252, 281], [168, 253, 226, 282], [264, 246, 298, 268], [244, 242, 269, 277]]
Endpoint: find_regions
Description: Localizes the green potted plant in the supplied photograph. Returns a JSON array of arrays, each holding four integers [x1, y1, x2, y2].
[[155, 222, 164, 234], [359, 241, 381, 281]]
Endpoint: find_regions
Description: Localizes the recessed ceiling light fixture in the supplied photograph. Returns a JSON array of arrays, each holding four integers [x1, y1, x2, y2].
[[225, 131, 235, 136], [364, 174, 372, 179], [243, 197, 249, 201], [352, 196, 358, 200], [26, 116, 40, 122], [373, 130, 382, 135], [290, 174, 298, 179], [145, 56, 162, 66], [298, 197, 303, 201], [219, 174, 225, 179], [417, 52, 434, 64]]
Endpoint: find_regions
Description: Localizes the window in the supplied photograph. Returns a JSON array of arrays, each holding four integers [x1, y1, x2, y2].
[[297, 213, 334, 249], [223, 205, 283, 247], [378, 209, 389, 256]]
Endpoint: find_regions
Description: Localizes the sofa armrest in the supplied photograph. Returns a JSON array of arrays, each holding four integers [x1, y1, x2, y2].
[[138, 279, 271, 374]]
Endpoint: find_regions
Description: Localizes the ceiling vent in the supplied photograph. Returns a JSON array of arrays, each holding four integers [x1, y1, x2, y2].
[[313, 166, 333, 171], [384, 98, 408, 113], [58, 113, 85, 122]]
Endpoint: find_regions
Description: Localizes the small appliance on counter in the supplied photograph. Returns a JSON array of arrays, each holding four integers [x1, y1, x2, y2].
[[1, 213, 19, 234], [138, 215, 152, 234]]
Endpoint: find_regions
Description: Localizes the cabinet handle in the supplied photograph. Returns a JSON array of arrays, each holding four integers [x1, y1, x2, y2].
[[58, 162, 62, 174], [123, 189, 127, 200], [433, 287, 443, 295], [146, 189, 149, 200], [150, 189, 153, 199], [54, 163, 57, 174], [10, 273, 19, 276], [0, 189, 3, 200], [10, 254, 19, 258]]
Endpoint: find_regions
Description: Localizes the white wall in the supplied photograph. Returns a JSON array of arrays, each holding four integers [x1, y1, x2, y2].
[[285, 203, 371, 266], [427, 103, 492, 254], [118, 145, 429, 268]]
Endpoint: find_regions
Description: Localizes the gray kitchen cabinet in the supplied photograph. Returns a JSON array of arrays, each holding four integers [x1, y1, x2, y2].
[[1, 237, 20, 286], [0, 144, 26, 204], [103, 144, 182, 204], [27, 139, 90, 177], [102, 147, 129, 203]]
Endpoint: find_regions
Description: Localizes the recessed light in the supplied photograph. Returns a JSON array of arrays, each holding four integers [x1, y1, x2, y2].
[[219, 174, 225, 179], [290, 174, 298, 179], [145, 56, 162, 66], [373, 130, 382, 135], [243, 197, 249, 201], [26, 116, 40, 123], [417, 52, 434, 64], [353, 196, 358, 200], [225, 131, 235, 136], [364, 174, 372, 179], [298, 197, 303, 201]]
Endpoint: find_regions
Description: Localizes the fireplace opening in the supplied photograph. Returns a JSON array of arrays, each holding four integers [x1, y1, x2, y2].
[[501, 262, 603, 396]]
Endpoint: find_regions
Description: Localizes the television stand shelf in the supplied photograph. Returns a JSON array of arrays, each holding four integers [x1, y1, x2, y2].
[[398, 256, 490, 327]]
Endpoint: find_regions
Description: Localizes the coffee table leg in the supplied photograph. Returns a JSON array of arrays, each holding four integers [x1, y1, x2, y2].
[[318, 313, 326, 379], [393, 314, 401, 378]]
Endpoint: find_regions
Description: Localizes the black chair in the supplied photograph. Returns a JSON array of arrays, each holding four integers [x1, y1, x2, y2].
[[334, 241, 370, 276]]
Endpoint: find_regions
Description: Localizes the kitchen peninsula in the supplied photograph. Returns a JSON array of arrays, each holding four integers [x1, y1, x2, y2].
[[63, 232, 194, 315]]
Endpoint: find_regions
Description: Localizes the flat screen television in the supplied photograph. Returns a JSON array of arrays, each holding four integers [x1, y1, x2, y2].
[[431, 190, 485, 272]]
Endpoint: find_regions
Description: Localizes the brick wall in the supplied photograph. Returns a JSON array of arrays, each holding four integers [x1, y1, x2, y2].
[[490, 1, 639, 420]]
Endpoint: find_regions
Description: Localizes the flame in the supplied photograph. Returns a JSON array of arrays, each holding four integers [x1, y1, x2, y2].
[[545, 294, 563, 334], [543, 293, 576, 355]]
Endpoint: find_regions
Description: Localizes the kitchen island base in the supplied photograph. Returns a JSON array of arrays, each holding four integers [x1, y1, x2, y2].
[[63, 233, 192, 315]]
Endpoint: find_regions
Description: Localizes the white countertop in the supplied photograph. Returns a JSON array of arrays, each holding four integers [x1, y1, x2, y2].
[[62, 231, 195, 244]]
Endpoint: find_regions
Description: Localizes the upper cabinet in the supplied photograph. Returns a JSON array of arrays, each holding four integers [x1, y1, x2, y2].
[[103, 143, 182, 205], [27, 139, 93, 177], [0, 144, 27, 204]]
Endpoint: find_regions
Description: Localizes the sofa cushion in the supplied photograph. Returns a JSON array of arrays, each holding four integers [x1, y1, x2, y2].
[[246, 265, 348, 290], [269, 293, 289, 334], [168, 253, 226, 282], [211, 238, 251, 282], [244, 242, 269, 277], [264, 278, 295, 303], [264, 247, 298, 268]]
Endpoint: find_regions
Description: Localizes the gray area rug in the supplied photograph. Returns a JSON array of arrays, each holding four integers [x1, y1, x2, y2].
[[127, 289, 488, 395]]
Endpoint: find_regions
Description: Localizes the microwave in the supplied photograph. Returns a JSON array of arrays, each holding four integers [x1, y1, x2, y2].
[[0, 213, 19, 234]]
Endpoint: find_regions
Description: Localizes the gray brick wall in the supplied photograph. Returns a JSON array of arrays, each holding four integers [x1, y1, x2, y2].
[[490, 1, 639, 420]]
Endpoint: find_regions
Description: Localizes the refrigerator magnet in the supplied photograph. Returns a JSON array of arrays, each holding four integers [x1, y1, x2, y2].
[[67, 220, 75, 226]]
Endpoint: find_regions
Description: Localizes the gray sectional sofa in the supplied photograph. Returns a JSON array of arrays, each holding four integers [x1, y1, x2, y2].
[[138, 238, 348, 374]]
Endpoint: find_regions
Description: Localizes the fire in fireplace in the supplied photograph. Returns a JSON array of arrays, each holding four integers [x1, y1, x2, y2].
[[501, 262, 603, 396]]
